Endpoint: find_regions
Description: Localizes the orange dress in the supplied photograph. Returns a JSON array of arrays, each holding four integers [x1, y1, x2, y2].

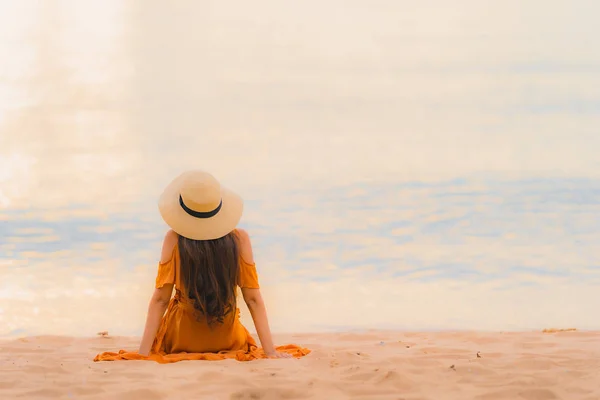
[[94, 239, 310, 363]]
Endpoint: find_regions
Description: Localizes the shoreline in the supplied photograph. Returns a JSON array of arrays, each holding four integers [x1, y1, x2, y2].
[[0, 327, 587, 341], [0, 328, 588, 344]]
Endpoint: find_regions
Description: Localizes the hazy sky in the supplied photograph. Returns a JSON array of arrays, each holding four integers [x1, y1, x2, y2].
[[1, 0, 599, 212]]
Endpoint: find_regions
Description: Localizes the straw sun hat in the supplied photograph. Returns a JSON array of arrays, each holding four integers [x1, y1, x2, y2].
[[158, 170, 243, 240]]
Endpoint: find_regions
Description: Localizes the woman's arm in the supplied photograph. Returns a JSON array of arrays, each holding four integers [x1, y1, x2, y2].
[[242, 288, 290, 358], [138, 285, 172, 356], [139, 230, 178, 356], [236, 228, 291, 358]]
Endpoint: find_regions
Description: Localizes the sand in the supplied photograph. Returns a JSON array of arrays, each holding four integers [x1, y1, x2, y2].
[[1, 330, 599, 400]]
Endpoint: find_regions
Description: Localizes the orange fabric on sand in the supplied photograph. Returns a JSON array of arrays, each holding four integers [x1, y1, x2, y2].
[[94, 233, 310, 363]]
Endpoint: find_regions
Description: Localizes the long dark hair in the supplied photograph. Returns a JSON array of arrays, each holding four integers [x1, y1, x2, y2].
[[178, 231, 239, 327]]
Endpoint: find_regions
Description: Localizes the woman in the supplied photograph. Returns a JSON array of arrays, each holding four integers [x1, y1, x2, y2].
[[94, 170, 310, 363]]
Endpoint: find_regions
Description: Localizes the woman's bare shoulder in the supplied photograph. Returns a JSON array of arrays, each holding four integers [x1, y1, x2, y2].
[[235, 228, 255, 264], [160, 229, 179, 263]]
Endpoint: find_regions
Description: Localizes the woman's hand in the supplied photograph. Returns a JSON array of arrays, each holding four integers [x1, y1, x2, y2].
[[265, 350, 293, 359]]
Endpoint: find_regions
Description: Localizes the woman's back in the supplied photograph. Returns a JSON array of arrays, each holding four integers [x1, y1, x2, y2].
[[153, 229, 262, 355]]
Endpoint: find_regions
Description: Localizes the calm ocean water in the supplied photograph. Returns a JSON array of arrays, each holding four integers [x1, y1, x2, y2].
[[1, 0, 599, 337]]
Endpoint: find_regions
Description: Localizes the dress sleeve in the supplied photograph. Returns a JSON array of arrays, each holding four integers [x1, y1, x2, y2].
[[155, 244, 177, 289], [238, 256, 260, 289]]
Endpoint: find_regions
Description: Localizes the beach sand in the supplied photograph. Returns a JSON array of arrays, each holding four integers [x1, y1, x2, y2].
[[1, 330, 598, 400]]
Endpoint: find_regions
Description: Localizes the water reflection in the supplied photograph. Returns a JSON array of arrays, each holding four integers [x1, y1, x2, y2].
[[1, 0, 599, 336], [2, 178, 599, 336]]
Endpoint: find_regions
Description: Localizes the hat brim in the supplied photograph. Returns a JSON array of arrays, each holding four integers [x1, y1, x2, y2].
[[158, 175, 243, 241]]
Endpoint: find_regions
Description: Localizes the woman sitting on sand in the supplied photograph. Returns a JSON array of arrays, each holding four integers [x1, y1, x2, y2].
[[95, 170, 309, 363]]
